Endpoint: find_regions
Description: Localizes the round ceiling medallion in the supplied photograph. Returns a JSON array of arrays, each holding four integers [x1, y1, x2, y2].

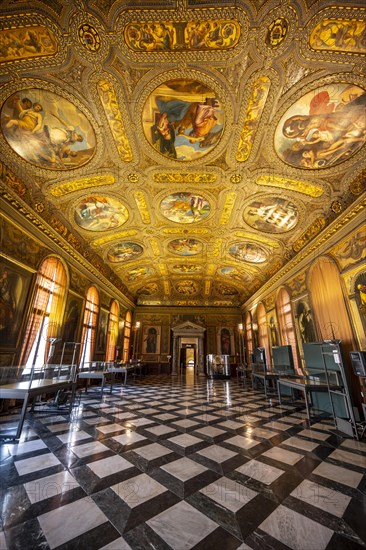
[[142, 79, 224, 160], [107, 242, 143, 263], [229, 242, 268, 263], [78, 23, 101, 52], [167, 238, 203, 255], [74, 195, 128, 231], [161, 192, 210, 223], [243, 196, 298, 233], [175, 280, 199, 294], [1, 89, 95, 169], [275, 84, 366, 169]]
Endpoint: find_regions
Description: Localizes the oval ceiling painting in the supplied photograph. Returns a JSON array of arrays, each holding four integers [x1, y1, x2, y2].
[[74, 196, 128, 232], [127, 266, 155, 282], [275, 84, 366, 168], [136, 283, 158, 296], [243, 196, 298, 233], [168, 238, 203, 256], [175, 280, 199, 295], [161, 192, 210, 223], [142, 79, 224, 161], [107, 242, 143, 263], [1, 89, 95, 169], [219, 267, 248, 282], [229, 242, 268, 263]]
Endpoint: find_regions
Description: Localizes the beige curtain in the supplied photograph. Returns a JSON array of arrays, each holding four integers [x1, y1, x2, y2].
[[80, 286, 100, 363], [276, 287, 300, 373], [123, 311, 131, 362], [19, 257, 67, 365], [257, 303, 271, 369], [106, 300, 119, 361]]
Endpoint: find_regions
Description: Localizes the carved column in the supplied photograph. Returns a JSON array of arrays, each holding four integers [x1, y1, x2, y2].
[[171, 335, 178, 375], [197, 335, 206, 376]]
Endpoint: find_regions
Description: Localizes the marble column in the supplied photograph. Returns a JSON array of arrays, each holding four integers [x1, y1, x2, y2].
[[197, 336, 206, 377], [171, 335, 178, 376]]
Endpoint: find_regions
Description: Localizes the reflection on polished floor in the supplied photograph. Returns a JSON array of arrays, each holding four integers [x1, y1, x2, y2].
[[1, 375, 365, 550]]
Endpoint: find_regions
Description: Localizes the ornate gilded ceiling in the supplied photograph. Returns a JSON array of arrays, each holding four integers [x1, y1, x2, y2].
[[0, 0, 365, 308]]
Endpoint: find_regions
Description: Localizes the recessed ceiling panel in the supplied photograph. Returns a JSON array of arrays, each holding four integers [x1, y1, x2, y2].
[[74, 196, 128, 231], [1, 89, 95, 169], [142, 79, 224, 160], [167, 238, 203, 255], [243, 196, 298, 233], [107, 242, 143, 262], [160, 192, 210, 223], [275, 84, 366, 169]]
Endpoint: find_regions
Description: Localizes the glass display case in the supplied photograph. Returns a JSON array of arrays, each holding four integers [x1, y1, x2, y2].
[[206, 354, 230, 379]]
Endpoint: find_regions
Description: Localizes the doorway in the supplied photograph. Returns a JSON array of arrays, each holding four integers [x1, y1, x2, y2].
[[179, 342, 197, 372]]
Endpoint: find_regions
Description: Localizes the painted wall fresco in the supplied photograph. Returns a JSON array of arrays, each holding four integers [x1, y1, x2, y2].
[[296, 301, 317, 343], [354, 272, 366, 332], [124, 19, 240, 52], [74, 196, 128, 231], [160, 192, 210, 223], [236, 76, 270, 162], [243, 197, 298, 233], [1, 89, 96, 169], [167, 238, 203, 255], [107, 242, 143, 263], [275, 84, 366, 168], [310, 19, 366, 54], [142, 79, 224, 161], [175, 280, 199, 295], [229, 242, 268, 263], [0, 26, 58, 63]]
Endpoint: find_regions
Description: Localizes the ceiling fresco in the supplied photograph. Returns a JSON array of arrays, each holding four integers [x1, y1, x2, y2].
[[0, 0, 365, 308]]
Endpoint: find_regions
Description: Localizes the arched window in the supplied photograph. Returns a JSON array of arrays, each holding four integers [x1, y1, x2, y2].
[[20, 256, 67, 368], [276, 287, 299, 372], [123, 311, 131, 362], [106, 300, 119, 361], [80, 286, 99, 366], [245, 311, 253, 365], [257, 302, 270, 368]]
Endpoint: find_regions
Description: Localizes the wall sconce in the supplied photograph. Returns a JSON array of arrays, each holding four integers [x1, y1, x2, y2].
[[251, 322, 258, 332]]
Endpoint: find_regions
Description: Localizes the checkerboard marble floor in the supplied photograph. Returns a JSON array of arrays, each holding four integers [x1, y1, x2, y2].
[[1, 375, 365, 549]]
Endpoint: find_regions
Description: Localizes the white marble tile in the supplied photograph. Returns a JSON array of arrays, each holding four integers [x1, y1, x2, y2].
[[249, 428, 279, 439], [262, 447, 303, 465], [111, 473, 166, 507], [236, 459, 284, 485], [291, 479, 351, 518], [237, 415, 262, 424], [38, 496, 108, 549], [197, 444, 237, 463], [327, 448, 366, 469], [172, 419, 199, 428], [138, 408, 160, 414], [194, 426, 226, 438], [200, 476, 257, 512], [8, 439, 47, 455], [312, 461, 363, 488], [112, 432, 146, 446], [113, 412, 137, 420], [224, 435, 260, 450], [125, 417, 154, 427], [71, 441, 109, 458], [56, 431, 91, 444], [296, 429, 330, 441], [24, 470, 79, 504], [145, 425, 176, 436], [133, 442, 172, 460], [87, 455, 133, 478], [82, 417, 110, 425], [340, 439, 366, 452], [15, 453, 61, 476], [280, 416, 306, 425], [192, 413, 221, 422], [282, 436, 318, 452], [263, 421, 291, 431], [147, 500, 217, 549], [99, 538, 132, 550], [161, 456, 207, 481], [168, 433, 202, 448], [46, 422, 74, 433], [259, 504, 333, 549], [96, 423, 124, 434], [216, 420, 244, 430]]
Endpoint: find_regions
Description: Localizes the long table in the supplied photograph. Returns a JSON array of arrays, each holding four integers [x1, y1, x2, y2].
[[0, 378, 76, 439], [277, 376, 340, 423]]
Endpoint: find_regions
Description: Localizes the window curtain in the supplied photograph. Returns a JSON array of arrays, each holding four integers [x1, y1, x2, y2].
[[245, 312, 253, 364], [123, 311, 131, 362], [257, 303, 271, 369], [309, 257, 356, 351], [80, 286, 99, 364], [276, 287, 300, 372], [19, 257, 67, 365], [106, 300, 119, 361]]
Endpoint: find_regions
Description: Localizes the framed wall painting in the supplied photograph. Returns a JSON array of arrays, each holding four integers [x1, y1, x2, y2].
[[142, 326, 161, 354], [218, 327, 233, 355], [0, 257, 33, 349], [96, 309, 109, 353], [62, 292, 84, 344]]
